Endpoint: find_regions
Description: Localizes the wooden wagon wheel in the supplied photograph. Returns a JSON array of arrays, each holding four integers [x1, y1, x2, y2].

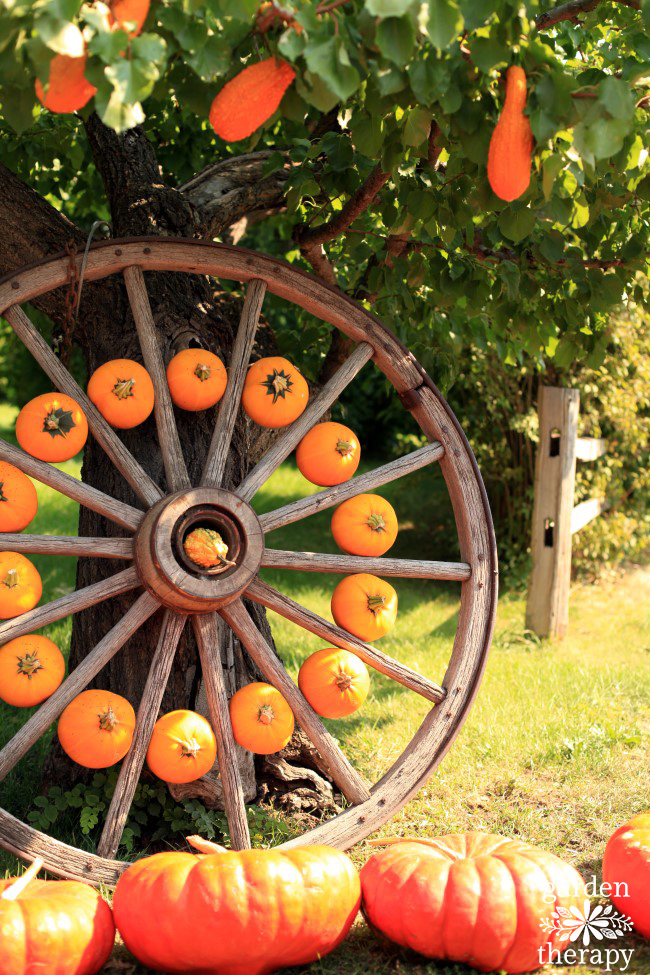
[[0, 239, 497, 887]]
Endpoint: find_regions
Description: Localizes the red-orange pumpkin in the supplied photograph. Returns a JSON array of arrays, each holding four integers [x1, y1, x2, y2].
[[0, 857, 115, 975], [113, 837, 361, 975], [603, 812, 650, 938], [361, 835, 587, 974]]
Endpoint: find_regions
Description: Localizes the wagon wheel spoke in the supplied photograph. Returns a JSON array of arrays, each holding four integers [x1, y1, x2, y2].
[[261, 549, 471, 582], [260, 441, 445, 534], [0, 438, 142, 532], [0, 591, 159, 781], [192, 613, 251, 850], [201, 279, 267, 488], [0, 534, 133, 560], [4, 304, 162, 507], [246, 577, 446, 704], [97, 610, 187, 859], [221, 599, 371, 806], [0, 565, 140, 645], [237, 342, 374, 503], [123, 265, 191, 492]]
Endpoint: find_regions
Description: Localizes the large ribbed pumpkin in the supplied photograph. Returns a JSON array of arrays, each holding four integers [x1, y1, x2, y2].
[[603, 812, 650, 938], [361, 835, 587, 974], [113, 838, 361, 975]]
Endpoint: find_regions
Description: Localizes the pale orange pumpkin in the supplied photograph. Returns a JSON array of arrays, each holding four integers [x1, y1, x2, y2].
[[0, 553, 42, 619], [296, 422, 361, 486], [242, 357, 308, 429], [16, 393, 88, 463], [87, 359, 155, 429], [0, 462, 38, 533], [167, 348, 228, 412], [0, 634, 65, 707], [146, 709, 217, 784], [298, 648, 370, 719], [58, 690, 136, 769], [331, 573, 397, 642], [229, 681, 294, 754], [331, 493, 398, 557]]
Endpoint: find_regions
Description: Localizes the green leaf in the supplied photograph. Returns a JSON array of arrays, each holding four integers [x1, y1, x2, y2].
[[0, 84, 35, 133], [598, 77, 636, 120], [542, 155, 564, 201], [424, 0, 463, 50], [498, 206, 536, 243], [304, 37, 360, 101], [216, 0, 260, 20], [499, 261, 520, 300], [471, 36, 509, 74], [573, 117, 630, 163], [351, 115, 385, 156], [403, 106, 431, 146], [376, 16, 416, 66], [407, 56, 448, 105], [35, 16, 84, 57], [365, 0, 416, 16]]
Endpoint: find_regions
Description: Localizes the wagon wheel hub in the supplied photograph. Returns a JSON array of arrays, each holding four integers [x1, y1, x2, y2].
[[133, 487, 264, 613]]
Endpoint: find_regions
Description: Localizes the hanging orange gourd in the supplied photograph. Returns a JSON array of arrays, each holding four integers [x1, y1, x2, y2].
[[146, 709, 217, 783], [242, 356, 309, 429], [331, 573, 398, 642], [331, 493, 398, 557], [35, 54, 97, 114], [229, 681, 294, 754], [108, 0, 150, 36], [296, 421, 361, 486], [166, 348, 228, 412], [58, 690, 136, 769], [0, 553, 42, 619], [487, 65, 533, 202], [0, 634, 65, 707], [0, 462, 38, 533], [16, 393, 88, 463], [87, 358, 155, 429], [209, 57, 296, 142], [298, 648, 370, 719]]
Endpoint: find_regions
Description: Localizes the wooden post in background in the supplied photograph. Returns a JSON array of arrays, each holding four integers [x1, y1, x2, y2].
[[526, 386, 580, 639]]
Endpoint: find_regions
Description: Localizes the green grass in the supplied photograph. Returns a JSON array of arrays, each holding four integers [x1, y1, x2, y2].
[[1, 402, 649, 973]]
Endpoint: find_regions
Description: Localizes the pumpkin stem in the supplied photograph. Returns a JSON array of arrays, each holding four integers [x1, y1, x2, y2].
[[186, 835, 228, 854], [262, 369, 293, 403], [2, 568, 19, 589], [367, 594, 386, 613], [366, 513, 386, 533], [0, 481, 7, 503], [43, 406, 76, 439], [335, 439, 355, 457], [194, 363, 211, 382], [181, 737, 201, 759], [257, 703, 275, 726], [1, 857, 45, 901], [112, 378, 136, 400], [335, 671, 353, 691], [98, 705, 118, 732], [17, 652, 43, 679]]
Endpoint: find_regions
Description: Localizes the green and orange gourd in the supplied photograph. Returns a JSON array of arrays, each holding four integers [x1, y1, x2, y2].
[[487, 66, 533, 202]]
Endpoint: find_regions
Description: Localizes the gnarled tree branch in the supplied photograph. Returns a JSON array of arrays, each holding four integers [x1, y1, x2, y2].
[[296, 163, 389, 249], [535, 0, 639, 29]]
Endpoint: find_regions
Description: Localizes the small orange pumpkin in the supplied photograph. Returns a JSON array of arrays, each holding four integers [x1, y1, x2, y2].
[[603, 812, 650, 938], [0, 462, 38, 533], [35, 54, 97, 114], [331, 573, 397, 642], [298, 648, 370, 719], [166, 348, 228, 412], [209, 57, 296, 142], [16, 393, 88, 463], [58, 690, 136, 769], [146, 709, 217, 784], [296, 422, 361, 486], [87, 359, 155, 429], [487, 65, 533, 202], [0, 634, 65, 707], [331, 493, 398, 557], [242, 356, 309, 429], [229, 681, 294, 754], [0, 553, 42, 619]]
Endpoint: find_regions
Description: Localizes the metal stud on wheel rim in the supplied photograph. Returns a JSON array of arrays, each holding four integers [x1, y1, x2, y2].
[[0, 239, 497, 886]]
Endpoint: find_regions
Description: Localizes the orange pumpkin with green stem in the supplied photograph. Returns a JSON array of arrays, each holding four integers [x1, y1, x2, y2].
[[296, 421, 361, 486], [487, 65, 533, 202], [0, 857, 115, 975], [166, 348, 228, 411], [0, 634, 64, 707], [331, 493, 398, 556], [331, 573, 397, 641], [0, 461, 38, 533], [0, 553, 42, 619], [209, 57, 296, 142], [87, 358, 155, 429], [35, 54, 97, 114], [16, 393, 88, 462], [147, 709, 217, 783], [242, 356, 309, 428], [298, 648, 370, 719], [229, 681, 294, 754], [58, 690, 136, 769]]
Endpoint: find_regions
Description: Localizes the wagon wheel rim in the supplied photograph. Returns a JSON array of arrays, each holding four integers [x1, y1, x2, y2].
[[0, 239, 497, 886]]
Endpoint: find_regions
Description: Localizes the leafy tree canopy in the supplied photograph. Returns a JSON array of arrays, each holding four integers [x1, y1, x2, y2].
[[0, 0, 648, 385]]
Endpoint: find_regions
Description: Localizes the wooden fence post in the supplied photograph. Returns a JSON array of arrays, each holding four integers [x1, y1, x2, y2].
[[526, 386, 580, 639]]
